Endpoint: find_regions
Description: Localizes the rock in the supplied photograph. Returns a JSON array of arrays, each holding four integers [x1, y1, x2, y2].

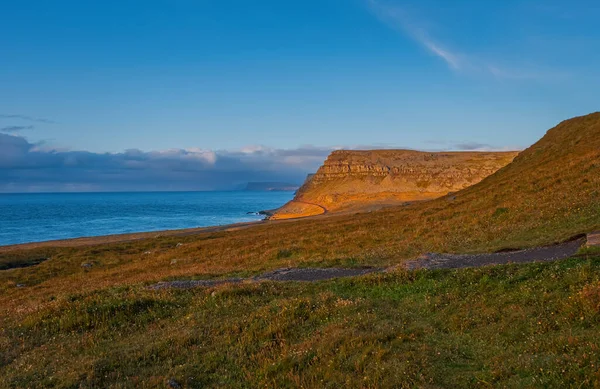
[[81, 263, 93, 269], [588, 231, 600, 247], [418, 253, 436, 260], [167, 378, 182, 389], [16, 284, 26, 288]]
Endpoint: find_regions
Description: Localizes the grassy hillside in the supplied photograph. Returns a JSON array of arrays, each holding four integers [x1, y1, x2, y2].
[[1, 113, 600, 387], [3, 255, 600, 388]]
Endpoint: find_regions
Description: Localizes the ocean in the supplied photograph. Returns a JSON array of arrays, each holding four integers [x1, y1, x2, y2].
[[0, 191, 294, 246]]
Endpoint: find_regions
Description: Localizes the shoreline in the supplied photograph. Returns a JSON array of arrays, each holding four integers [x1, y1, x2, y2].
[[0, 220, 267, 252], [0, 202, 411, 252], [0, 209, 335, 252]]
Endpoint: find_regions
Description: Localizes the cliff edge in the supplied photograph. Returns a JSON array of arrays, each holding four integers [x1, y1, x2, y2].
[[270, 149, 519, 219]]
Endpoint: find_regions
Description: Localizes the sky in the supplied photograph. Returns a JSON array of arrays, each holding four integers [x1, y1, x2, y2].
[[1, 0, 599, 192]]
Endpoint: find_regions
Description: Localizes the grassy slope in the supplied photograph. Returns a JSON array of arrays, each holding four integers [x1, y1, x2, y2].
[[2, 254, 600, 388], [1, 113, 600, 387]]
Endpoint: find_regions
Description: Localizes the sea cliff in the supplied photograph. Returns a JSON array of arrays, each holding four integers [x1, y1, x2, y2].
[[271, 149, 519, 219]]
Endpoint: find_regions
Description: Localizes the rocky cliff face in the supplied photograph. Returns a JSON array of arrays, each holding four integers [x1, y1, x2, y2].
[[270, 149, 519, 219]]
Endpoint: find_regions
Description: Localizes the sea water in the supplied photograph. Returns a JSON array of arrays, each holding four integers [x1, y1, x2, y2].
[[0, 191, 294, 246]]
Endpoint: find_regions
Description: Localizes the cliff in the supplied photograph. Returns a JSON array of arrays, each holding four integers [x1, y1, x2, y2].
[[270, 149, 519, 219]]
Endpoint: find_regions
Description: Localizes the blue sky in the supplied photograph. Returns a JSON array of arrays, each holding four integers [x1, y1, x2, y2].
[[1, 0, 599, 191]]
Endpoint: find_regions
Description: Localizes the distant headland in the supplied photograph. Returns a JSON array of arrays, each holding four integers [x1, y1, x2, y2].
[[243, 182, 300, 192]]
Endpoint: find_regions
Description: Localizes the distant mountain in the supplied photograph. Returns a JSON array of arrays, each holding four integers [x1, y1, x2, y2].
[[244, 182, 300, 192]]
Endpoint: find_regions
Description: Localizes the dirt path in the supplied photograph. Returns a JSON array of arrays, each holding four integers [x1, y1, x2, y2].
[[405, 237, 586, 270], [148, 267, 380, 290], [148, 238, 587, 289], [298, 200, 327, 215], [588, 231, 600, 247], [266, 200, 328, 220]]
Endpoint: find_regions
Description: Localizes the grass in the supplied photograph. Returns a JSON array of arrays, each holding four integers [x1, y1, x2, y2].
[[1, 113, 600, 387], [2, 256, 600, 388]]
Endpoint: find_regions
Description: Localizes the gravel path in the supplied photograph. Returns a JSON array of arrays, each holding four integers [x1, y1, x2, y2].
[[148, 238, 587, 290], [255, 267, 378, 281], [148, 267, 380, 290], [588, 231, 600, 247], [404, 237, 586, 270]]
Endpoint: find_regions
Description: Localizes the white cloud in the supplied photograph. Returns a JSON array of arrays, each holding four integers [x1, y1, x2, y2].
[[239, 145, 270, 154], [366, 0, 462, 70], [365, 0, 566, 81]]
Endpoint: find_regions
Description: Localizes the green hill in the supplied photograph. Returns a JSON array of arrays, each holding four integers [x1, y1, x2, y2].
[[1, 113, 600, 388]]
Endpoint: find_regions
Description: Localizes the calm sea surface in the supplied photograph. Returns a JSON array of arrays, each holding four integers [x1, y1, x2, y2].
[[0, 191, 294, 246]]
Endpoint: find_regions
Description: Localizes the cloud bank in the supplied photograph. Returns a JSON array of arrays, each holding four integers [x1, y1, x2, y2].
[[0, 133, 332, 192], [0, 132, 514, 192]]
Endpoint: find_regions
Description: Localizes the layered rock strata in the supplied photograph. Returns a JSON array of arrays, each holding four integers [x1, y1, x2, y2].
[[270, 149, 519, 219]]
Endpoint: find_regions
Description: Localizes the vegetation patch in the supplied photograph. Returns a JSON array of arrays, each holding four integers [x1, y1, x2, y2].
[[492, 207, 509, 218], [0, 256, 49, 270], [276, 248, 298, 260]]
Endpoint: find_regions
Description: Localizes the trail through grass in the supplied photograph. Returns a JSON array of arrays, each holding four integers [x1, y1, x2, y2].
[[2, 256, 600, 388]]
